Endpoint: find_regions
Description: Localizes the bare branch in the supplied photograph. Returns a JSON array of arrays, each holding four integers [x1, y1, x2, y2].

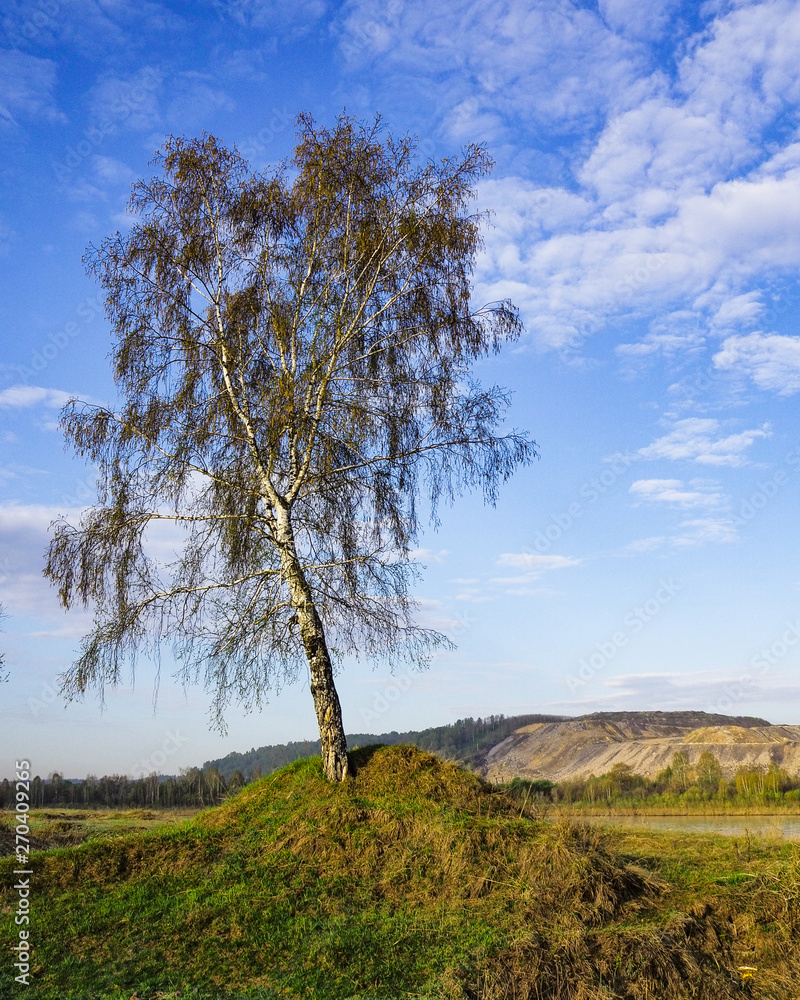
[[46, 116, 536, 781]]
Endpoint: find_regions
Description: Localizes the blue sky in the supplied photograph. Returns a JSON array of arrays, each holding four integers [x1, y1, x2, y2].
[[3, 0, 800, 778]]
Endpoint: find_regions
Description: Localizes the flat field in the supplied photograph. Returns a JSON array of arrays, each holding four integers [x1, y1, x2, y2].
[[1, 748, 799, 999]]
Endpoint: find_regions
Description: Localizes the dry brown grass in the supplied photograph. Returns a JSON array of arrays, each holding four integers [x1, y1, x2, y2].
[[4, 745, 798, 999]]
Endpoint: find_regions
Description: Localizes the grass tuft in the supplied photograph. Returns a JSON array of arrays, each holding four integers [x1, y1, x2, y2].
[[2, 746, 799, 999]]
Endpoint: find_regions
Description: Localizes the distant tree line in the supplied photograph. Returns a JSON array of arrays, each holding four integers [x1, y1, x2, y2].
[[5, 745, 798, 813], [541, 752, 800, 806], [0, 766, 243, 810]]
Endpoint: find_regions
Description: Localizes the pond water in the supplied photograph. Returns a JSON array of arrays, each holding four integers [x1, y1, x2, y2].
[[573, 813, 800, 841]]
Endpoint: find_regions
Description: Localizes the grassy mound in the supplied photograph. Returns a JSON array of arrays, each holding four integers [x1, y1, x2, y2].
[[1, 745, 797, 998]]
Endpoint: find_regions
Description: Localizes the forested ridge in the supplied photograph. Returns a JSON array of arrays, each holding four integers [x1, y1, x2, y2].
[[201, 714, 566, 780]]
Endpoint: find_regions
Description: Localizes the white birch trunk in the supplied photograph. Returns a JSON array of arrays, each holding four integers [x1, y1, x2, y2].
[[274, 504, 349, 781]]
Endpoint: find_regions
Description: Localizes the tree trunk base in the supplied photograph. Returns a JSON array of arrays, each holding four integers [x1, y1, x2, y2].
[[321, 733, 349, 781]]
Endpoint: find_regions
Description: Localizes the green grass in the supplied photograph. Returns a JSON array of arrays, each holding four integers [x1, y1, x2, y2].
[[2, 745, 800, 999], [0, 807, 199, 854]]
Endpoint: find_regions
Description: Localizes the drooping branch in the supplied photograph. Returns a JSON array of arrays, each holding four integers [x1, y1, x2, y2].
[[45, 116, 536, 779]]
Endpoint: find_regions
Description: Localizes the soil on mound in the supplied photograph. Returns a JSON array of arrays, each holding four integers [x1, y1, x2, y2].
[[0, 827, 49, 857], [0, 744, 758, 999]]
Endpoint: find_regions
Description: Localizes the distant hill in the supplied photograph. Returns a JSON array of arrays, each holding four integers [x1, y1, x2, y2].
[[202, 713, 568, 779], [480, 711, 800, 783], [578, 710, 771, 728], [203, 710, 787, 785]]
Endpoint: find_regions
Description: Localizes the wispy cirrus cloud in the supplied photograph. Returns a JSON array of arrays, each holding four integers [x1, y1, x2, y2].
[[0, 50, 63, 127], [452, 552, 582, 598], [352, 0, 800, 355], [0, 386, 73, 410], [714, 332, 800, 395], [88, 67, 163, 133], [338, 0, 646, 136], [672, 517, 738, 547], [497, 553, 580, 573], [637, 418, 770, 467], [213, 0, 327, 36], [629, 478, 725, 508]]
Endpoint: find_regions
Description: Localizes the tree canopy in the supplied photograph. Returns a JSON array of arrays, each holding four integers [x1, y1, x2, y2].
[[45, 114, 535, 780]]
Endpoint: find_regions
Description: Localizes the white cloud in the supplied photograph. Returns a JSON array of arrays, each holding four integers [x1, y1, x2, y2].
[[479, 161, 800, 349], [502, 586, 564, 597], [478, 178, 594, 239], [598, 0, 678, 42], [0, 503, 85, 620], [580, 98, 749, 211], [0, 502, 191, 626], [165, 73, 236, 128], [89, 67, 163, 133], [2, 0, 186, 54], [454, 591, 494, 603], [638, 418, 770, 466], [709, 291, 765, 332], [331, 0, 800, 355], [412, 598, 476, 635], [372, 0, 800, 352], [623, 536, 666, 553], [595, 669, 800, 713], [213, 0, 326, 34], [616, 312, 705, 360], [91, 155, 137, 186], [714, 333, 800, 395], [486, 552, 580, 593], [338, 0, 646, 133], [0, 386, 73, 410], [0, 50, 63, 127], [672, 517, 739, 546], [409, 547, 448, 564], [629, 478, 725, 508]]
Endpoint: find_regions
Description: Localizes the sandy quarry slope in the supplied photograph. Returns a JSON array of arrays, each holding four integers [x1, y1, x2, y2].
[[481, 711, 800, 782]]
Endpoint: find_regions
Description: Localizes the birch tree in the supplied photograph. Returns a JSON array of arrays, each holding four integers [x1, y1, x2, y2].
[[45, 115, 536, 781]]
